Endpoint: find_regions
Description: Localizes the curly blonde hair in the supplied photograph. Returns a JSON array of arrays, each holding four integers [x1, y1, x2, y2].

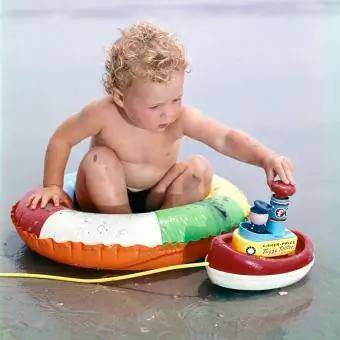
[[103, 21, 189, 93]]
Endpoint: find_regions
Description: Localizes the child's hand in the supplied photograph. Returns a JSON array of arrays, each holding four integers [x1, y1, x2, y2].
[[263, 154, 295, 187], [27, 185, 73, 210]]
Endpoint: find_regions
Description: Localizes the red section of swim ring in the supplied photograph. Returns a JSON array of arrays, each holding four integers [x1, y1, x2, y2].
[[12, 187, 71, 237], [207, 230, 314, 276]]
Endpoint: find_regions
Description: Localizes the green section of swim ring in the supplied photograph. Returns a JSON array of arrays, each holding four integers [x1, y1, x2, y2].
[[155, 175, 250, 244]]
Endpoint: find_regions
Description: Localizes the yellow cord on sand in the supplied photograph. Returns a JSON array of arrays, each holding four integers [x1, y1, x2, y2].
[[0, 261, 209, 284]]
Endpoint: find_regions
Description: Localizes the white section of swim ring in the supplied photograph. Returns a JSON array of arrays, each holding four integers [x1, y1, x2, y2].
[[206, 257, 315, 291], [39, 210, 163, 247]]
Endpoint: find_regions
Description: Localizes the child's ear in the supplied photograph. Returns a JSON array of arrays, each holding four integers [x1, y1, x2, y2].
[[112, 88, 124, 108]]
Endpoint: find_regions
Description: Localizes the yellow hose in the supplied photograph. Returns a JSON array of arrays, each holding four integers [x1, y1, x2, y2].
[[0, 261, 209, 284]]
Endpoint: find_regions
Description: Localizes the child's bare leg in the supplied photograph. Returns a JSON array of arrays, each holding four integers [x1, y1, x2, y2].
[[75, 146, 131, 214], [146, 155, 213, 211]]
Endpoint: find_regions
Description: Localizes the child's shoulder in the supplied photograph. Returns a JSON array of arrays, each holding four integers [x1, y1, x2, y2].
[[180, 105, 204, 122], [78, 95, 118, 122], [83, 95, 116, 113]]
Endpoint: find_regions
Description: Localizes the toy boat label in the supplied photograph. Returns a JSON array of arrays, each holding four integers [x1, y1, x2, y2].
[[261, 239, 297, 257], [232, 229, 298, 257]]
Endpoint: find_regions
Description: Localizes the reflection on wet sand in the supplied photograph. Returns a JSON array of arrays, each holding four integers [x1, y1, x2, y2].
[[2, 244, 314, 339]]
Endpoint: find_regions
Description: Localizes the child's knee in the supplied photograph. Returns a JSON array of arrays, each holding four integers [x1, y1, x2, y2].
[[186, 155, 213, 183], [81, 146, 123, 173]]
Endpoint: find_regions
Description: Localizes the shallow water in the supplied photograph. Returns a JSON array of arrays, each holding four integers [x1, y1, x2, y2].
[[1, 1, 340, 339]]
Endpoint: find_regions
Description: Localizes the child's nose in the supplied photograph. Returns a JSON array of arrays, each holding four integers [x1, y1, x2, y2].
[[160, 109, 169, 119], [160, 105, 174, 119]]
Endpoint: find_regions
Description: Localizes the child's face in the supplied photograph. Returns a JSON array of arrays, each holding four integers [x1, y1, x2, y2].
[[121, 71, 184, 132]]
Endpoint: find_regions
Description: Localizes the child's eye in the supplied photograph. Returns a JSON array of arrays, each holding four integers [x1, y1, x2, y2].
[[149, 105, 160, 110], [173, 97, 182, 103]]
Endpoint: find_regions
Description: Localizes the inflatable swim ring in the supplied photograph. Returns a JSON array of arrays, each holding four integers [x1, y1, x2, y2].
[[11, 172, 249, 270]]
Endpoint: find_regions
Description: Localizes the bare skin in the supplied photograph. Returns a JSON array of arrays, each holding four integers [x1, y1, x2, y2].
[[27, 71, 295, 213]]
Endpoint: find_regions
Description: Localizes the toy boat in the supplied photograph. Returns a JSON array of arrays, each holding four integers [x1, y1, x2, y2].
[[206, 180, 315, 290]]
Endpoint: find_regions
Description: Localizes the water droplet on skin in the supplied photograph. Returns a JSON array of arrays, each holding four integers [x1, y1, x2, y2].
[[148, 282, 152, 286], [134, 282, 139, 287], [214, 323, 219, 328], [217, 313, 224, 318], [172, 294, 180, 300], [57, 302, 64, 306], [140, 327, 150, 333], [278, 291, 288, 296]]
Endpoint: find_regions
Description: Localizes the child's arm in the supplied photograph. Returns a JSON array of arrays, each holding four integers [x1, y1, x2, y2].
[[182, 107, 294, 186], [28, 102, 104, 209]]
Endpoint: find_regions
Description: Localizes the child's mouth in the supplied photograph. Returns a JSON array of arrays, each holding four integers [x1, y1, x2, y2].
[[158, 123, 169, 130]]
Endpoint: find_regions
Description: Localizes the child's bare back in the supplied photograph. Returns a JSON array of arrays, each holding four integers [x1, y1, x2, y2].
[[27, 21, 295, 214]]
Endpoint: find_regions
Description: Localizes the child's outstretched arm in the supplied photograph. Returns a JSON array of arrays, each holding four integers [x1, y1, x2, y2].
[[182, 107, 295, 187], [27, 102, 104, 209]]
